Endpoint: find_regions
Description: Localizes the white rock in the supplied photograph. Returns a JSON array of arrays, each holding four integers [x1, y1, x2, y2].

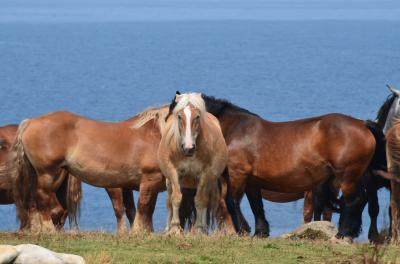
[[54, 253, 85, 264], [13, 244, 85, 264], [0, 245, 19, 264]]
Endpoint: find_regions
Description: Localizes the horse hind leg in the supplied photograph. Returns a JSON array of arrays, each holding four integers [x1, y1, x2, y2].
[[105, 188, 127, 234], [226, 170, 251, 235], [366, 185, 380, 242], [32, 172, 61, 233], [336, 166, 368, 239]]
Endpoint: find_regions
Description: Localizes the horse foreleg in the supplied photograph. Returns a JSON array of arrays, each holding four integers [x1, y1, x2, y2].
[[246, 184, 269, 237], [227, 169, 250, 235], [167, 170, 182, 234], [105, 188, 127, 234], [366, 185, 380, 242], [303, 191, 313, 223], [193, 174, 216, 234]]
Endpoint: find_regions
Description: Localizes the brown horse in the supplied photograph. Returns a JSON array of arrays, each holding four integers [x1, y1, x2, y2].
[[8, 108, 170, 233], [0, 124, 74, 229], [158, 93, 231, 234], [1, 128, 135, 232], [0, 125, 18, 205], [200, 94, 378, 239], [379, 121, 400, 243]]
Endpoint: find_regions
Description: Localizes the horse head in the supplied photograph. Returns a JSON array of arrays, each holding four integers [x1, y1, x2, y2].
[[383, 84, 400, 134], [170, 92, 205, 157]]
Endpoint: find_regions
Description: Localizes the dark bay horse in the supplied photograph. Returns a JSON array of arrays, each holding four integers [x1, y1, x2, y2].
[[201, 94, 378, 239], [158, 93, 232, 234]]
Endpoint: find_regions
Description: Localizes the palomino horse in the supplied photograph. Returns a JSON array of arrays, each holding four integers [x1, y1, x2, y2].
[[158, 93, 229, 234], [8, 108, 170, 233], [200, 94, 379, 239]]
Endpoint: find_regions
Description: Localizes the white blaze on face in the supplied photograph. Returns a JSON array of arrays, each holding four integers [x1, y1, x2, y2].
[[183, 105, 193, 149]]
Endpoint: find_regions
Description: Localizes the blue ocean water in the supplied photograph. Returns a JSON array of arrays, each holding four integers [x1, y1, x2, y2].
[[0, 0, 400, 240]]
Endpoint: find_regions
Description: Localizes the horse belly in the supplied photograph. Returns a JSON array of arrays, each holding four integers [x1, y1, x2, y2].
[[66, 159, 141, 188], [255, 163, 331, 193]]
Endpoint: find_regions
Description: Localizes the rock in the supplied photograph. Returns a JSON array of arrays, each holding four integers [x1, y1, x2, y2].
[[54, 253, 85, 264], [0, 245, 19, 264], [13, 244, 85, 264], [280, 221, 338, 240]]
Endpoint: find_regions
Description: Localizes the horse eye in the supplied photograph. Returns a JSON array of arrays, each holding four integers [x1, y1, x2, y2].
[[178, 115, 182, 120], [195, 115, 200, 120]]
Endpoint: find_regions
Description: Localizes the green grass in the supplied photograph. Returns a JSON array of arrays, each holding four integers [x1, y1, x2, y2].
[[1, 232, 400, 263]]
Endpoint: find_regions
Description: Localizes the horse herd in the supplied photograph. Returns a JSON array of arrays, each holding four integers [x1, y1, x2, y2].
[[1, 88, 400, 242]]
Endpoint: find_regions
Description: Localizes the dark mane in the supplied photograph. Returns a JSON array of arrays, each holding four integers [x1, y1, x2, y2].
[[376, 93, 396, 129], [202, 94, 259, 118]]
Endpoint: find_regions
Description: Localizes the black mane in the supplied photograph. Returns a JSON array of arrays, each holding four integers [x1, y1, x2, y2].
[[376, 93, 396, 129], [202, 94, 259, 118]]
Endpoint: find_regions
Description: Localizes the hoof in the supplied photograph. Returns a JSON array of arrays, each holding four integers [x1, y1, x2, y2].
[[331, 234, 353, 244], [254, 229, 269, 238], [166, 225, 183, 236], [193, 225, 208, 235]]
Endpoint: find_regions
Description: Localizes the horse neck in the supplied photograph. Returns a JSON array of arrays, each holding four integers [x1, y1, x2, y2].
[[383, 104, 400, 135]]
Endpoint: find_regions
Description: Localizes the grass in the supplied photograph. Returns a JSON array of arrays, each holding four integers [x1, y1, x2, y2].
[[1, 232, 400, 264]]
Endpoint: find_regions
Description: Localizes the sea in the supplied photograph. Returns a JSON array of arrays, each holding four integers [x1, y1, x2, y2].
[[0, 0, 400, 241]]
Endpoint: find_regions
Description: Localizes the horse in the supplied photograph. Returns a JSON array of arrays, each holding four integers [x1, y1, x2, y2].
[[0, 125, 18, 205], [158, 92, 230, 234], [370, 85, 400, 243], [379, 120, 400, 243], [0, 124, 135, 232], [0, 124, 76, 230], [7, 107, 173, 233], [200, 94, 379, 239]]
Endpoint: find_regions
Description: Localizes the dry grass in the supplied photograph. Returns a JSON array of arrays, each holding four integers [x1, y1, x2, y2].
[[1, 232, 400, 263]]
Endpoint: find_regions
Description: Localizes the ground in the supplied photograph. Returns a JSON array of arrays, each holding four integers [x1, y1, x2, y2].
[[0, 232, 399, 263]]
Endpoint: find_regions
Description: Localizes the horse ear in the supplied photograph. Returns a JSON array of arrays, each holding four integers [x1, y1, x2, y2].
[[175, 94, 182, 103], [387, 84, 400, 96], [176, 91, 181, 95]]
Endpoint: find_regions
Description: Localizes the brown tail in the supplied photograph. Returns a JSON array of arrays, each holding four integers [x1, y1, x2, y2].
[[10, 119, 35, 230], [0, 163, 12, 190], [66, 174, 82, 230]]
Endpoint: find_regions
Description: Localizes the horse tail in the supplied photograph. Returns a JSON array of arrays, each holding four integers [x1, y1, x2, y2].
[[66, 174, 82, 230], [122, 189, 136, 227], [366, 120, 387, 171], [10, 119, 35, 229]]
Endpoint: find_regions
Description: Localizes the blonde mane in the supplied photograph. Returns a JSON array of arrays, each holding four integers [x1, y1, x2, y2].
[[131, 105, 169, 131], [164, 93, 206, 147]]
